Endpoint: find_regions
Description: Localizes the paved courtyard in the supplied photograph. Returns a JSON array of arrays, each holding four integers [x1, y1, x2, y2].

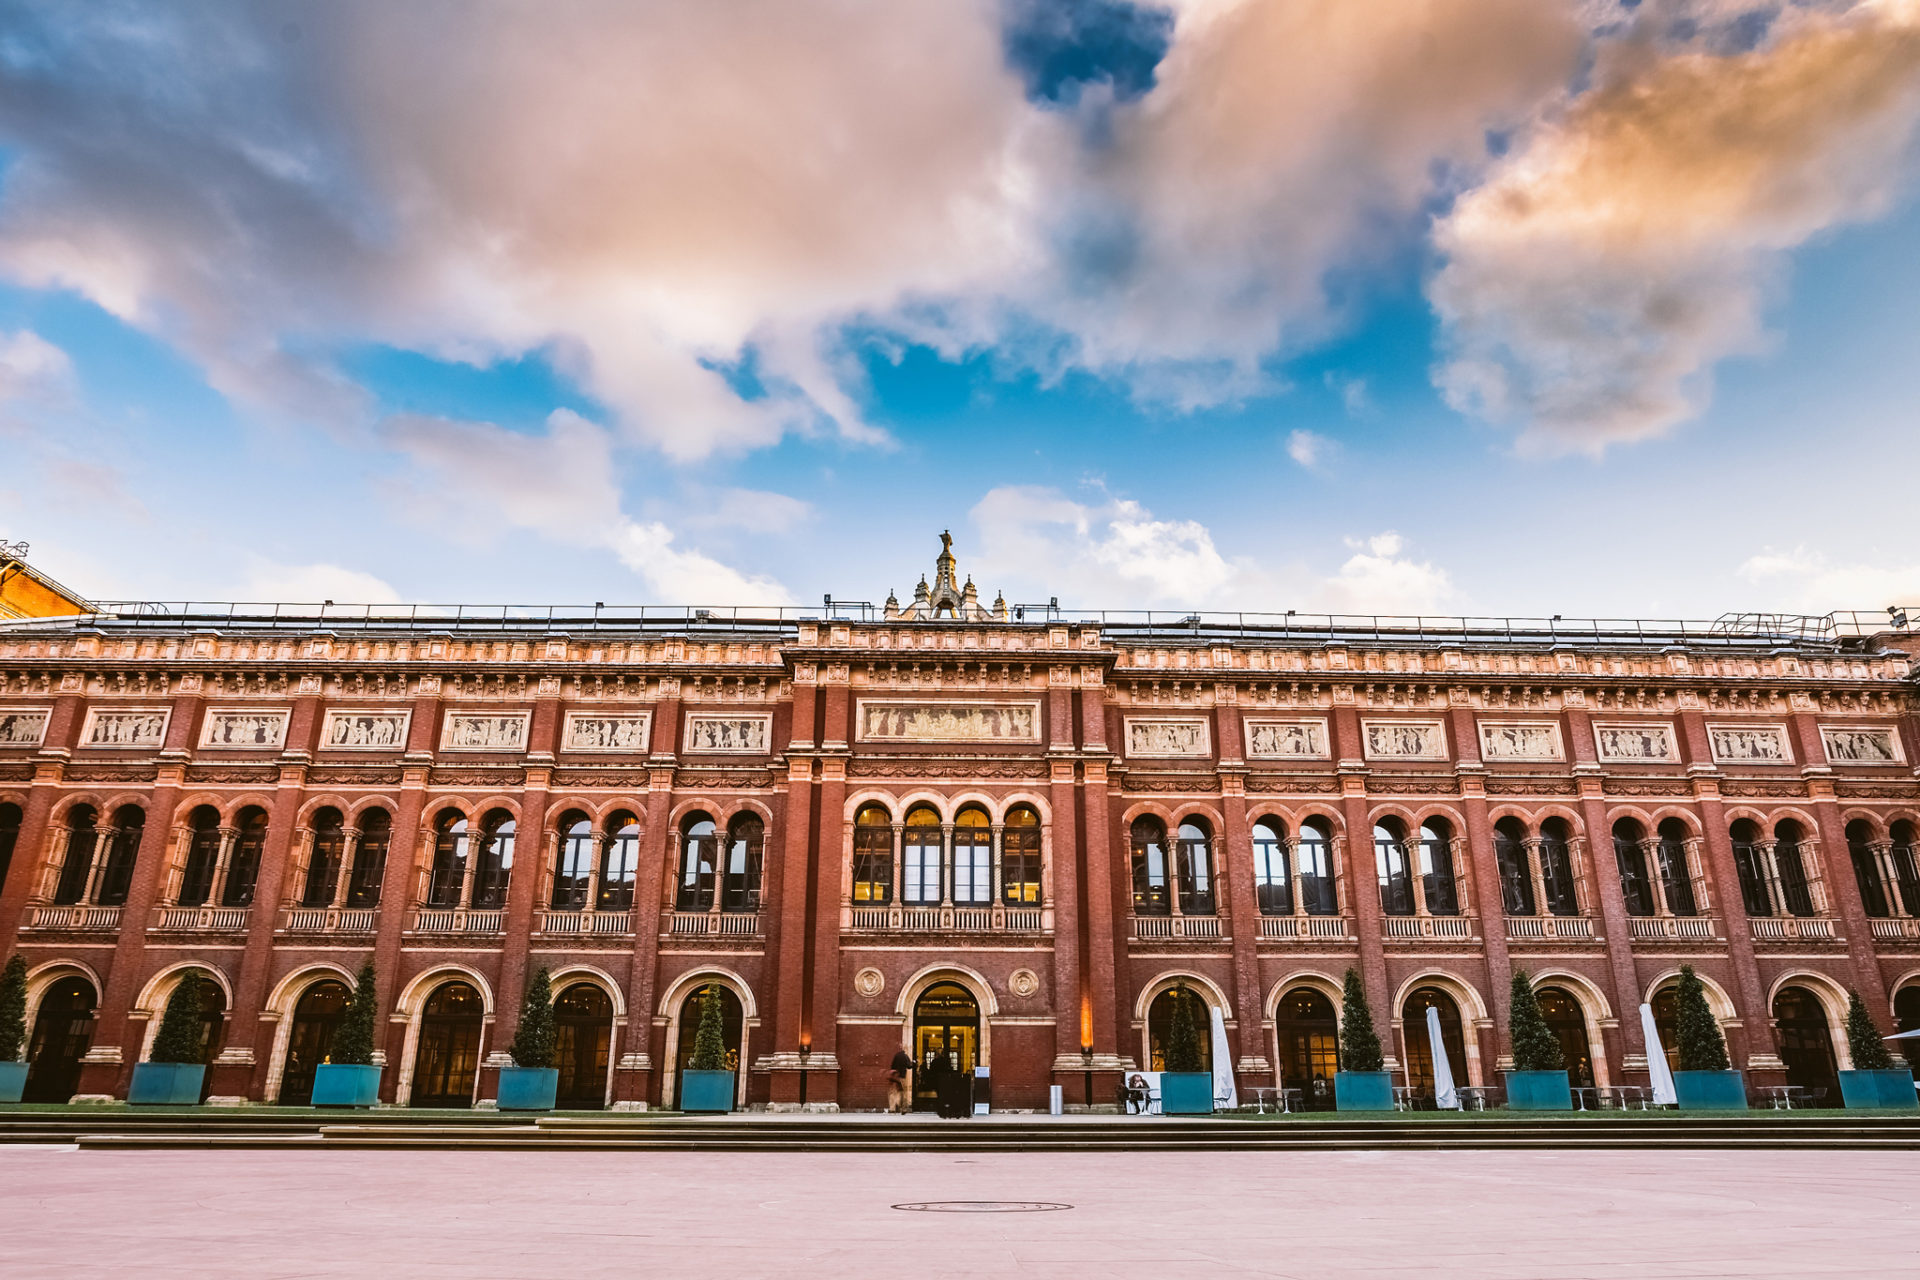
[[8, 1145, 1917, 1278]]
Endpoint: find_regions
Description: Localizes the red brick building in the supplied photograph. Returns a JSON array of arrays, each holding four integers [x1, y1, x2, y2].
[[3, 541, 1919, 1110]]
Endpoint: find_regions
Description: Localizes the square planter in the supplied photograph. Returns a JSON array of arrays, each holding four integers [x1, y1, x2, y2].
[[678, 1069, 736, 1113], [312, 1064, 382, 1108], [0, 1061, 26, 1104], [1674, 1069, 1748, 1110], [1159, 1072, 1214, 1115], [497, 1066, 559, 1111], [129, 1062, 205, 1106], [1335, 1070, 1395, 1111], [1503, 1070, 1572, 1111], [1838, 1068, 1918, 1110]]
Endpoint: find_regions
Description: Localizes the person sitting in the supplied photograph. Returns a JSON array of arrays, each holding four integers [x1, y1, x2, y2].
[[1122, 1073, 1151, 1115]]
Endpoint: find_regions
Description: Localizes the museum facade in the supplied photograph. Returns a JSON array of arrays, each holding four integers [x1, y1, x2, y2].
[[3, 538, 1920, 1111]]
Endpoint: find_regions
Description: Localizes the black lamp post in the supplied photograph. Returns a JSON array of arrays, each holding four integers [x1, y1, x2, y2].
[[798, 1042, 812, 1108], [1081, 1044, 1094, 1108]]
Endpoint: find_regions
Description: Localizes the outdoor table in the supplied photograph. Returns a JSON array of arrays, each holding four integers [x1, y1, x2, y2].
[[1393, 1086, 1418, 1111], [1281, 1088, 1304, 1114], [1249, 1086, 1279, 1114], [1763, 1085, 1806, 1110], [1456, 1087, 1489, 1111], [1610, 1086, 1651, 1110], [1570, 1086, 1603, 1111]]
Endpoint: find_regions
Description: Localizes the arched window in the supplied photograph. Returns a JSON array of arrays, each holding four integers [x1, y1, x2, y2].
[[301, 808, 347, 909], [1418, 819, 1459, 916], [1401, 986, 1467, 1102], [1253, 818, 1291, 916], [1274, 986, 1340, 1107], [599, 812, 641, 912], [1772, 820, 1815, 918], [96, 805, 144, 906], [1374, 820, 1413, 916], [1540, 818, 1580, 916], [24, 976, 95, 1103], [1893, 820, 1920, 917], [1654, 818, 1699, 916], [1002, 806, 1042, 906], [1772, 985, 1838, 1095], [346, 809, 389, 907], [279, 979, 350, 1105], [902, 806, 942, 906], [1131, 816, 1170, 916], [1176, 819, 1215, 915], [1730, 819, 1773, 917], [178, 806, 222, 906], [722, 813, 764, 912], [1298, 818, 1337, 915], [470, 811, 515, 910], [426, 811, 470, 907], [676, 814, 719, 911], [952, 807, 991, 906], [1613, 819, 1656, 917], [554, 983, 614, 1109], [552, 811, 594, 911], [222, 806, 269, 907], [1848, 819, 1889, 918], [52, 805, 99, 905], [852, 804, 893, 904], [412, 981, 484, 1108], [1146, 985, 1212, 1072], [0, 800, 19, 895], [1536, 986, 1594, 1087], [1494, 817, 1533, 916]]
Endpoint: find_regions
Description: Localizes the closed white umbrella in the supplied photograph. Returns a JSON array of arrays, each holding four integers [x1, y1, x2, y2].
[[1210, 1005, 1239, 1110], [1641, 1003, 1677, 1106], [1427, 1005, 1459, 1110], [1885, 1028, 1920, 1040]]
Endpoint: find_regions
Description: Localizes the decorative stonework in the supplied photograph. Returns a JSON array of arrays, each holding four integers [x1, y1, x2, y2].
[[1125, 717, 1211, 758], [1007, 968, 1040, 998], [0, 708, 49, 746], [320, 709, 411, 750], [441, 712, 531, 752], [198, 708, 289, 750], [1244, 717, 1328, 760], [1478, 720, 1564, 762], [1361, 719, 1446, 761], [81, 707, 169, 748], [1821, 725, 1903, 765], [1593, 722, 1677, 763], [1707, 723, 1792, 764], [856, 700, 1040, 743], [562, 711, 652, 753], [853, 967, 885, 997], [684, 713, 771, 754]]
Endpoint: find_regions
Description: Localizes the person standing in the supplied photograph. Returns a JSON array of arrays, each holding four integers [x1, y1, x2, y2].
[[887, 1046, 915, 1114]]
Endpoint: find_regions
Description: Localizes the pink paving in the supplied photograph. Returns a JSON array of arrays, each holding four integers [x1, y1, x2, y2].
[[12, 1146, 1920, 1279]]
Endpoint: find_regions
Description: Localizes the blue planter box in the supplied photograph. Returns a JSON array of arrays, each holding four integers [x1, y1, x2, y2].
[[497, 1066, 559, 1111], [1159, 1072, 1214, 1114], [1503, 1070, 1572, 1111], [1335, 1070, 1395, 1111], [1838, 1069, 1917, 1110], [1674, 1069, 1747, 1110], [679, 1069, 735, 1113], [0, 1061, 26, 1104], [312, 1064, 382, 1108], [129, 1062, 205, 1105]]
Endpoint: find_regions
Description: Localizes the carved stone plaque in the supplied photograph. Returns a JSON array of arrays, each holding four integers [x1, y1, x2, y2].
[[1478, 720, 1563, 762], [853, 967, 885, 998], [683, 713, 771, 754], [441, 712, 531, 752], [81, 708, 170, 748], [321, 709, 411, 750], [199, 708, 289, 750], [1361, 719, 1447, 761], [1593, 722, 1677, 763], [1244, 718, 1329, 760], [1820, 725, 1902, 765], [0, 708, 50, 747], [857, 701, 1040, 744], [1707, 724, 1791, 764], [1125, 717, 1211, 758], [562, 711, 652, 752]]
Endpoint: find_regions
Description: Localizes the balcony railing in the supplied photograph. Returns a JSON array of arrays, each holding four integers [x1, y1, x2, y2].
[[27, 904, 122, 931], [1133, 915, 1222, 941], [282, 906, 378, 934], [1749, 916, 1838, 942], [846, 905, 1048, 933], [1629, 915, 1718, 940], [542, 910, 635, 937], [1383, 915, 1474, 940], [1870, 917, 1920, 941], [409, 908, 505, 935], [1504, 915, 1596, 942], [1259, 915, 1351, 941], [667, 911, 759, 938], [152, 905, 251, 932]]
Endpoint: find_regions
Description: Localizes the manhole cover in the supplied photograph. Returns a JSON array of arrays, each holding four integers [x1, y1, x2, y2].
[[892, 1201, 1072, 1213]]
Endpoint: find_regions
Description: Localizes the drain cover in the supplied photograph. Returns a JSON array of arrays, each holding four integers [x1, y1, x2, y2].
[[893, 1201, 1072, 1213]]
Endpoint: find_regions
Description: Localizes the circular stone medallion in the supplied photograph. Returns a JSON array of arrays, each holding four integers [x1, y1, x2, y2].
[[853, 967, 885, 997], [1007, 968, 1040, 998]]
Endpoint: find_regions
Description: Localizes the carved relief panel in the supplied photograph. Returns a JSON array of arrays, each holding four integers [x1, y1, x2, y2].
[[1820, 724, 1904, 765], [683, 713, 772, 754], [441, 711, 531, 752], [199, 708, 290, 749], [1360, 718, 1447, 761], [1125, 717, 1211, 758], [855, 700, 1040, 743], [1243, 717, 1329, 760], [562, 711, 653, 753], [1477, 720, 1564, 762], [320, 709, 412, 750], [1592, 722, 1678, 763], [1707, 723, 1792, 764], [0, 708, 50, 747], [80, 707, 170, 748]]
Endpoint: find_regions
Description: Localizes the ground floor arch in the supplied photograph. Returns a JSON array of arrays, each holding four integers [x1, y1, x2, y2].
[[278, 978, 352, 1106], [1272, 985, 1340, 1108], [1772, 984, 1840, 1098], [660, 972, 754, 1110], [1400, 986, 1469, 1101], [1896, 983, 1920, 1072], [1145, 984, 1213, 1073], [912, 981, 981, 1112], [25, 976, 95, 1103], [411, 980, 486, 1108], [554, 982, 615, 1109], [1535, 986, 1596, 1088]]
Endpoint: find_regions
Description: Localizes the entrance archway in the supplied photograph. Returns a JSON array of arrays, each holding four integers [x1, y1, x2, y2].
[[279, 980, 350, 1105], [1773, 985, 1839, 1099], [1146, 985, 1212, 1073], [1537, 987, 1595, 1087], [1895, 984, 1920, 1072], [555, 983, 614, 1109], [411, 981, 484, 1108], [672, 983, 743, 1108], [1273, 986, 1339, 1109], [25, 978, 95, 1103], [1400, 987, 1466, 1103], [911, 982, 980, 1111]]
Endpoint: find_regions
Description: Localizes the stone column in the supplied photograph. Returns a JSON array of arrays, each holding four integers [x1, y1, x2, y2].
[[802, 675, 851, 1105], [762, 673, 815, 1106], [1333, 702, 1393, 1068], [331, 832, 361, 909], [1566, 705, 1649, 1084]]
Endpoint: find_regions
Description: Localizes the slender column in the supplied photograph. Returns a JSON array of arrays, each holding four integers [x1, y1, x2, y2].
[[1643, 841, 1674, 918], [204, 828, 239, 908], [1523, 839, 1550, 917], [939, 824, 954, 907], [990, 823, 1004, 911], [331, 832, 361, 909], [889, 822, 904, 922]]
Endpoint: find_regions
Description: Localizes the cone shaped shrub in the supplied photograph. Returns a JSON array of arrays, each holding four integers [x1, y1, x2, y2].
[[149, 970, 206, 1065], [1508, 969, 1564, 1072], [1163, 984, 1205, 1073], [0, 954, 26, 1062], [1673, 965, 1730, 1072], [689, 986, 729, 1072], [1845, 990, 1897, 1072], [1339, 968, 1385, 1073], [508, 967, 556, 1069], [330, 960, 379, 1066]]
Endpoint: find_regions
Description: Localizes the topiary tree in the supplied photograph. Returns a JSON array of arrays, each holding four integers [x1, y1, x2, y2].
[[688, 985, 729, 1072], [1340, 968, 1384, 1073], [1508, 969, 1565, 1072], [1673, 965, 1731, 1073], [1162, 984, 1205, 1073], [0, 954, 26, 1063], [508, 967, 556, 1069], [330, 960, 379, 1067], [149, 969, 207, 1065], [1845, 989, 1897, 1072]]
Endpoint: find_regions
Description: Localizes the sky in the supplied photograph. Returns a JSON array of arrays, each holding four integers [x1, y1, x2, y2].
[[1, 0, 1918, 621]]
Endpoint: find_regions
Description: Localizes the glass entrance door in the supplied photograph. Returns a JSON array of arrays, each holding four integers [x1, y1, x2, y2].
[[412, 982, 483, 1108], [911, 983, 980, 1112]]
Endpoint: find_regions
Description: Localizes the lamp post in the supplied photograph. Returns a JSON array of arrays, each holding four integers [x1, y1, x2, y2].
[[798, 1042, 811, 1108], [1081, 1044, 1094, 1109]]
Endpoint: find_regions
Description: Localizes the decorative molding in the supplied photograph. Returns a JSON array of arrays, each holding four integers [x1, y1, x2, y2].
[[198, 708, 290, 750], [683, 712, 772, 754], [846, 759, 1048, 780], [1592, 721, 1678, 763], [1706, 723, 1792, 765], [185, 765, 279, 785], [1245, 773, 1341, 794], [552, 768, 655, 788], [320, 708, 412, 751], [856, 700, 1040, 744], [675, 768, 777, 788], [1370, 777, 1458, 795], [1007, 968, 1040, 998], [1484, 777, 1578, 796], [0, 707, 50, 747], [305, 766, 403, 786], [561, 710, 653, 753], [1361, 718, 1447, 761], [441, 711, 531, 753], [1477, 720, 1564, 762], [1719, 780, 1808, 798], [1835, 781, 1920, 799], [1243, 717, 1329, 761], [1820, 724, 1904, 766], [428, 767, 528, 788], [853, 967, 885, 997], [80, 707, 170, 749], [1125, 716, 1212, 758]]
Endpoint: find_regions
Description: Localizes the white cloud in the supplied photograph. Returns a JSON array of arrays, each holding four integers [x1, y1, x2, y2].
[[241, 559, 401, 605], [1738, 545, 1920, 611], [1286, 428, 1334, 469], [683, 487, 814, 536], [1321, 533, 1457, 615], [0, 330, 74, 432]]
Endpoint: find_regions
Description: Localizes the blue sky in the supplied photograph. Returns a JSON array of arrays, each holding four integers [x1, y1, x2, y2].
[[1, 0, 1918, 620]]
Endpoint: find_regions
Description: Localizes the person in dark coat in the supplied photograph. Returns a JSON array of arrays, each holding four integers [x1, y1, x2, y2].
[[888, 1047, 915, 1113]]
